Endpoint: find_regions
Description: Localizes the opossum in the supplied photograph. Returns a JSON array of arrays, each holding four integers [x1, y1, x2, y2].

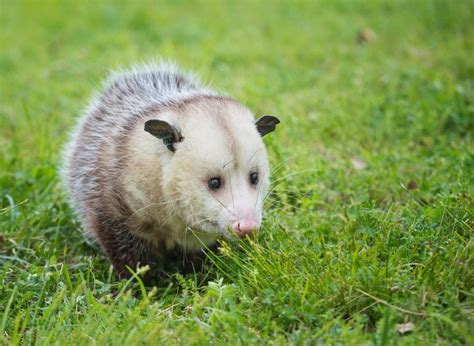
[[61, 62, 280, 278]]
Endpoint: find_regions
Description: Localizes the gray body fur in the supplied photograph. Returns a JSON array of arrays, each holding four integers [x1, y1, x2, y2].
[[62, 63, 220, 276]]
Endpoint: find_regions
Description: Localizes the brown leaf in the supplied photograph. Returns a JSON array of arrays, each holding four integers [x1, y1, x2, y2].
[[407, 180, 418, 190], [351, 157, 366, 170], [357, 28, 376, 44], [396, 322, 415, 334]]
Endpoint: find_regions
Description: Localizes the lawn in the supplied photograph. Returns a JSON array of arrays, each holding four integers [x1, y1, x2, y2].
[[1, 0, 473, 344]]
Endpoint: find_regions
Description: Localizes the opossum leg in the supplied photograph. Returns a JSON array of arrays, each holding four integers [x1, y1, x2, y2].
[[94, 216, 160, 280], [165, 243, 219, 275]]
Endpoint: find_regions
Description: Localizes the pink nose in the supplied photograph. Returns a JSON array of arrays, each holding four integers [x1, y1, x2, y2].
[[232, 220, 260, 238]]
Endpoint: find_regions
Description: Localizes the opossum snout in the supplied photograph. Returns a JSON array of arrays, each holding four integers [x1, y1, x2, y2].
[[232, 220, 260, 238]]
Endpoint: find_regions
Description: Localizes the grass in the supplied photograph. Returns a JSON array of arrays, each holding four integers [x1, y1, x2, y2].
[[1, 0, 473, 344]]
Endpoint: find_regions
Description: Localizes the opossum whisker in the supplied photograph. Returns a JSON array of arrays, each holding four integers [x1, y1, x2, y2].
[[264, 199, 314, 213], [186, 209, 232, 235], [125, 198, 185, 221], [228, 171, 235, 209], [252, 162, 270, 169], [182, 217, 219, 251], [188, 216, 217, 229], [246, 148, 265, 166], [187, 204, 216, 225], [269, 158, 294, 176], [182, 196, 199, 256], [271, 168, 320, 185], [269, 153, 313, 175], [262, 168, 320, 203], [266, 189, 314, 198], [207, 190, 233, 215], [263, 205, 307, 218], [255, 169, 269, 211], [223, 158, 235, 169]]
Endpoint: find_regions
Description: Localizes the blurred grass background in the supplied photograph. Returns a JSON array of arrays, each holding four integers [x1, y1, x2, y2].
[[1, 0, 473, 344]]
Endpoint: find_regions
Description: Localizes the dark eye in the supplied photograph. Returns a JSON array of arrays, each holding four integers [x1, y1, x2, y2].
[[208, 177, 221, 190], [250, 172, 259, 185]]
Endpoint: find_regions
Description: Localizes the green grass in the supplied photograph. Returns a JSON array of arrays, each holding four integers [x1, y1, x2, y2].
[[1, 0, 473, 344]]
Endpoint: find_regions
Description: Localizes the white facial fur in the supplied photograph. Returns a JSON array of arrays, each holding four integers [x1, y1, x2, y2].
[[161, 99, 270, 240]]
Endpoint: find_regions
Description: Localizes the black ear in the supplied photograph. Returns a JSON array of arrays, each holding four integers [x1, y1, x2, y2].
[[144, 119, 183, 152], [255, 115, 280, 137]]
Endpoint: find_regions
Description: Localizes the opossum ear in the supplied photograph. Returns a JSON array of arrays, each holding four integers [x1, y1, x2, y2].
[[255, 115, 280, 137], [144, 119, 183, 152]]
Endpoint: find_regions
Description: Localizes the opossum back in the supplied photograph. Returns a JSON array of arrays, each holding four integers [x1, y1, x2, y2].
[[60, 63, 214, 231]]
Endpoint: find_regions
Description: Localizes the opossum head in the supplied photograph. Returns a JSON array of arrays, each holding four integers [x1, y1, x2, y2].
[[145, 98, 279, 240]]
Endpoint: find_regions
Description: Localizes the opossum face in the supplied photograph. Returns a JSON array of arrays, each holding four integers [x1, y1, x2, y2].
[[145, 100, 279, 240]]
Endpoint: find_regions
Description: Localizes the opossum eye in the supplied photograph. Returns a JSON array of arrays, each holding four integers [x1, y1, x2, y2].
[[208, 177, 221, 190], [250, 172, 259, 185]]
